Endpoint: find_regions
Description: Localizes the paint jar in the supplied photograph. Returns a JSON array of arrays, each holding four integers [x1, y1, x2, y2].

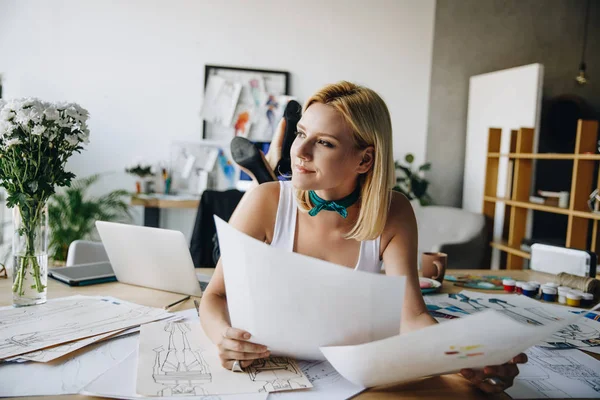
[[515, 281, 526, 294], [581, 293, 594, 307], [566, 292, 582, 307], [544, 282, 559, 289], [528, 281, 541, 295], [558, 288, 569, 304], [521, 283, 537, 298], [502, 279, 516, 292], [541, 287, 557, 302]]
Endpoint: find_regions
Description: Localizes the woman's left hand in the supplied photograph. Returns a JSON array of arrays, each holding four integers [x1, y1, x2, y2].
[[460, 353, 528, 393]]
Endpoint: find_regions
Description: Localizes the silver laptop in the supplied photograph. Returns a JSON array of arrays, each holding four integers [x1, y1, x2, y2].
[[96, 221, 205, 296]]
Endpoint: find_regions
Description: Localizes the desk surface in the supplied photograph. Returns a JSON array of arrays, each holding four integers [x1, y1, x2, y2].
[[131, 195, 200, 209], [1, 269, 598, 400]]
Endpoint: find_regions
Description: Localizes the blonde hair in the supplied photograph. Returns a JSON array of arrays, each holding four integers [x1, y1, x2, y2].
[[295, 81, 395, 241]]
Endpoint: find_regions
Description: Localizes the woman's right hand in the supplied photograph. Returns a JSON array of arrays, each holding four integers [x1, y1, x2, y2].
[[218, 327, 270, 370]]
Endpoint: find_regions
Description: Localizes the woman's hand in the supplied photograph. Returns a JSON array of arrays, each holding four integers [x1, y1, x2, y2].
[[460, 353, 528, 393], [217, 327, 270, 370]]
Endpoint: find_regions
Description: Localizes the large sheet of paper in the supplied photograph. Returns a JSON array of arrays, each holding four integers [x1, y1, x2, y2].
[[0, 295, 173, 360], [215, 217, 406, 360], [5, 328, 128, 363], [320, 309, 582, 388], [136, 320, 312, 396], [0, 334, 137, 396], [426, 291, 600, 350], [270, 360, 365, 400], [84, 350, 269, 400], [507, 346, 600, 399]]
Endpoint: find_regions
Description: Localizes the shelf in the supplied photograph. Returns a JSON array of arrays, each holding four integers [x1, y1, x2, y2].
[[484, 197, 600, 220], [484, 197, 571, 215], [490, 241, 531, 259], [487, 152, 600, 160]]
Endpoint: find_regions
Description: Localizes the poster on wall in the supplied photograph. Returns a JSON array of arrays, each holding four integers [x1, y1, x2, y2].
[[201, 65, 291, 143]]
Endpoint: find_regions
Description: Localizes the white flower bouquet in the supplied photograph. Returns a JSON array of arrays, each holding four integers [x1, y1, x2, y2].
[[0, 98, 90, 305]]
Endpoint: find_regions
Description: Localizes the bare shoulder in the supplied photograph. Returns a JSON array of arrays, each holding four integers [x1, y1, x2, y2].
[[386, 191, 417, 229], [229, 181, 281, 242], [381, 191, 418, 248]]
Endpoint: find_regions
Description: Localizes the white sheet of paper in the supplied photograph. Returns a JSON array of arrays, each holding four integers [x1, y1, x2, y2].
[[6, 328, 127, 363], [136, 320, 312, 396], [320, 309, 582, 388], [83, 350, 269, 400], [215, 217, 406, 361], [200, 75, 242, 127], [269, 360, 365, 400], [0, 295, 173, 360], [507, 347, 600, 399], [0, 334, 137, 396]]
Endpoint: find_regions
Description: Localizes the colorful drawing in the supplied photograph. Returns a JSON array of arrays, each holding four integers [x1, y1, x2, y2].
[[234, 111, 251, 137], [444, 344, 485, 359]]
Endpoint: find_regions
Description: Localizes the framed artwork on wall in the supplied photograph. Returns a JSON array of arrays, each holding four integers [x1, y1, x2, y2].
[[201, 65, 291, 142]]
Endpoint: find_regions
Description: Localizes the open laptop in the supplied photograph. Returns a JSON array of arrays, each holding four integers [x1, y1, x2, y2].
[[95, 221, 207, 296]]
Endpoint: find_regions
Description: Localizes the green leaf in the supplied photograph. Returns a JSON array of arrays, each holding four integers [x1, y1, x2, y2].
[[404, 153, 414, 164], [418, 162, 431, 171]]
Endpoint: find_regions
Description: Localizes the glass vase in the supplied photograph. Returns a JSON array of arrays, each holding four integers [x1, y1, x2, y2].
[[12, 203, 48, 307]]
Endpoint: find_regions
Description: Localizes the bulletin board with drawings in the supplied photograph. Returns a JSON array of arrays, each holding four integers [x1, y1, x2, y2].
[[200, 65, 291, 143]]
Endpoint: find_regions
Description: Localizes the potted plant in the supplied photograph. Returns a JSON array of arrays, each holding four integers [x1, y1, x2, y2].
[[126, 161, 156, 194], [48, 174, 131, 263], [393, 153, 433, 206]]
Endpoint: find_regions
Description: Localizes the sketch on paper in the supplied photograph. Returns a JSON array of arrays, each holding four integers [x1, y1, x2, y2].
[[151, 321, 212, 396], [269, 359, 365, 400], [507, 347, 600, 399], [137, 321, 311, 396], [200, 75, 242, 128], [0, 334, 138, 397], [6, 329, 126, 363], [0, 296, 172, 360], [247, 357, 308, 393], [425, 291, 600, 350]]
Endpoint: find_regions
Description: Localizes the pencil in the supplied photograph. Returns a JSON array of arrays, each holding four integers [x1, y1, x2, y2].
[[163, 295, 191, 310]]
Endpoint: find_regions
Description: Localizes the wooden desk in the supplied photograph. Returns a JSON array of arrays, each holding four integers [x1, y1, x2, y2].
[[130, 195, 200, 227], [1, 269, 598, 400]]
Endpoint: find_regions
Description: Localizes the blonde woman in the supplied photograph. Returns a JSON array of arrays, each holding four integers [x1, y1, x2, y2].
[[200, 81, 526, 393]]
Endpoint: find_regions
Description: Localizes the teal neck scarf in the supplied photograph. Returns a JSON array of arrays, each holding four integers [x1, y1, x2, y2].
[[308, 186, 361, 218]]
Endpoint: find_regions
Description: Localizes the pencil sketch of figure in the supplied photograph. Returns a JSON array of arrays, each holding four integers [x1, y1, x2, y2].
[[486, 298, 543, 326], [524, 307, 563, 322], [0, 298, 163, 359], [552, 324, 599, 342], [152, 322, 212, 396], [247, 357, 308, 393]]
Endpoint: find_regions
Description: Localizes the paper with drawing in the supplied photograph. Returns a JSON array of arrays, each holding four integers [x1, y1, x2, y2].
[[215, 217, 406, 360], [507, 346, 600, 399], [320, 309, 583, 388], [0, 334, 137, 396], [425, 291, 600, 350], [84, 350, 269, 400], [136, 320, 312, 396], [0, 295, 172, 360]]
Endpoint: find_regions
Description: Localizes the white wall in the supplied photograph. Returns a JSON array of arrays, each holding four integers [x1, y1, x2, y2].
[[0, 0, 436, 239]]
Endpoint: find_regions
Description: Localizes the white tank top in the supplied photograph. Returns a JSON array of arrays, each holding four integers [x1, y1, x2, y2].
[[271, 181, 382, 273]]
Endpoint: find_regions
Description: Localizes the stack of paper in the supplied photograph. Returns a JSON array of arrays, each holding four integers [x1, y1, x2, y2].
[[0, 295, 178, 396], [423, 291, 600, 399]]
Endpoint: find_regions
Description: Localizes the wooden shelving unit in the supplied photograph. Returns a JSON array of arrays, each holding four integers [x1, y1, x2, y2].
[[482, 119, 600, 269]]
